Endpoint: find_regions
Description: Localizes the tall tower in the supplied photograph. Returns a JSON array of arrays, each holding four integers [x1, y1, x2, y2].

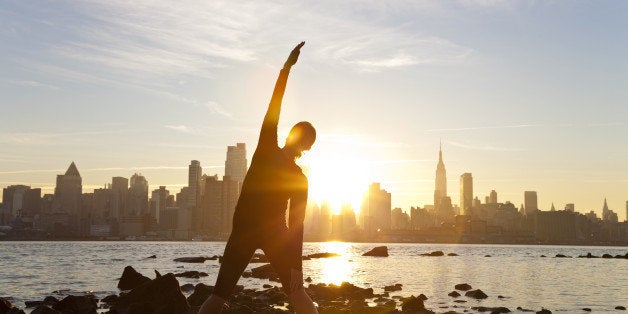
[[128, 173, 148, 216], [188, 160, 202, 209], [489, 190, 497, 204], [524, 191, 538, 215], [54, 162, 83, 216], [459, 173, 473, 215], [434, 142, 447, 206], [602, 198, 610, 221], [225, 143, 248, 186]]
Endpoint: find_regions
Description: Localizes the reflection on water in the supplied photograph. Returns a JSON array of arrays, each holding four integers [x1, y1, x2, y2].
[[316, 242, 352, 285], [0, 242, 626, 312]]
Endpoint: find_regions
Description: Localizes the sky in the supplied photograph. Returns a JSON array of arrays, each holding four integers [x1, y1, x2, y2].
[[1, 0, 627, 220]]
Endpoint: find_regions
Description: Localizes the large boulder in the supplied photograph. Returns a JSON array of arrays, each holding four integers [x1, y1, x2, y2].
[[420, 251, 444, 257], [30, 306, 60, 314], [401, 295, 434, 313], [362, 246, 389, 257], [307, 282, 374, 301], [307, 252, 341, 259], [0, 298, 25, 314], [472, 306, 510, 313], [465, 289, 488, 299], [187, 283, 214, 306], [174, 271, 208, 278], [112, 273, 190, 314], [173, 256, 210, 263], [52, 295, 97, 314], [454, 283, 472, 291], [117, 266, 151, 290], [250, 264, 280, 282]]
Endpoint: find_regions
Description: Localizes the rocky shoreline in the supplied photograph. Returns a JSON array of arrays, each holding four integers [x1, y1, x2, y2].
[[1, 246, 626, 314]]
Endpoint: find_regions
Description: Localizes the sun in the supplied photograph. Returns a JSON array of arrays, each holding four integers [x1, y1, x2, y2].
[[298, 145, 369, 215]]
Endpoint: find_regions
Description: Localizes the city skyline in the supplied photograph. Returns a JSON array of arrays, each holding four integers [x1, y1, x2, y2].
[[1, 1, 627, 219]]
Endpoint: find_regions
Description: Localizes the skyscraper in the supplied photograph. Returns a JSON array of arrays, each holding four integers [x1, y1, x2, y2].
[[434, 143, 447, 206], [150, 186, 169, 223], [200, 175, 239, 237], [111, 176, 128, 217], [225, 143, 248, 186], [360, 182, 392, 234], [459, 173, 473, 215], [188, 160, 202, 209], [54, 162, 82, 216], [524, 191, 538, 215], [128, 173, 148, 216], [489, 190, 497, 204]]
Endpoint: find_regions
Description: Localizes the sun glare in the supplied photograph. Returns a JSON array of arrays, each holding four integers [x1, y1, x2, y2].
[[298, 143, 370, 215]]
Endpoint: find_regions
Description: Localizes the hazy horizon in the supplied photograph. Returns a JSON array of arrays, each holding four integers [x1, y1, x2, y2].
[[1, 1, 627, 219]]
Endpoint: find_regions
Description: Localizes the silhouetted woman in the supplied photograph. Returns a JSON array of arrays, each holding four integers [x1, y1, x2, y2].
[[199, 42, 318, 314]]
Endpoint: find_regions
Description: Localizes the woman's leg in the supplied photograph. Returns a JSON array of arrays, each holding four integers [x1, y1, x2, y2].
[[198, 232, 256, 314]]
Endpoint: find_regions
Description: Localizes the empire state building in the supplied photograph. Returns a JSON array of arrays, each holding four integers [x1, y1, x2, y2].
[[434, 143, 447, 206]]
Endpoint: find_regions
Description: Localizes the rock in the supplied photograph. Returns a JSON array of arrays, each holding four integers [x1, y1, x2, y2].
[[447, 253, 459, 256], [485, 255, 492, 257], [472, 306, 510, 313], [454, 283, 472, 291], [516, 306, 535, 312], [0, 297, 25, 314], [52, 295, 97, 314], [602, 254, 613, 258], [615, 306, 626, 310], [101, 294, 118, 304], [307, 282, 374, 301], [465, 289, 488, 299], [249, 253, 268, 263], [448, 291, 461, 297], [401, 295, 434, 313], [262, 284, 273, 289], [362, 246, 389, 257], [384, 284, 402, 292], [305, 277, 312, 283], [25, 300, 44, 308], [250, 263, 280, 282], [146, 255, 156, 259], [43, 296, 58, 306], [117, 266, 151, 290], [583, 308, 591, 311], [498, 295, 507, 299], [187, 283, 213, 306], [453, 300, 467, 303], [173, 256, 210, 263], [420, 251, 444, 257], [112, 273, 190, 313], [554, 254, 570, 258], [301, 256, 311, 260], [155, 270, 162, 278], [540, 255, 546, 257], [180, 283, 195, 292], [307, 252, 341, 258], [174, 271, 208, 278], [536, 309, 552, 314], [30, 306, 60, 314], [579, 253, 599, 258]]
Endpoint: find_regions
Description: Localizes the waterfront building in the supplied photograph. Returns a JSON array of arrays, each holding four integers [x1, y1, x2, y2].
[[460, 173, 473, 216], [128, 173, 148, 216], [434, 143, 447, 205], [225, 143, 248, 186], [200, 175, 239, 238], [150, 186, 170, 223], [524, 191, 538, 215], [360, 182, 391, 234], [54, 162, 82, 217]]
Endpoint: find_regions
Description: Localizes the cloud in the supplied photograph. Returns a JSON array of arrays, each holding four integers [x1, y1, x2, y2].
[[204, 101, 233, 118], [426, 124, 539, 133], [447, 140, 524, 152], [3, 79, 59, 90]]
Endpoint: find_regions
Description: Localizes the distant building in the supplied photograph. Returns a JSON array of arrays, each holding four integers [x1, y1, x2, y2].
[[524, 191, 538, 215], [150, 186, 170, 223], [626, 201, 627, 222], [489, 190, 497, 204], [434, 143, 447, 205], [128, 173, 148, 216], [391, 207, 410, 230], [459, 173, 473, 215], [2, 185, 30, 219], [188, 160, 203, 209], [54, 162, 83, 231], [565, 203, 575, 212], [111, 176, 128, 216], [225, 143, 248, 186], [360, 183, 391, 234], [602, 198, 618, 223], [200, 175, 239, 237]]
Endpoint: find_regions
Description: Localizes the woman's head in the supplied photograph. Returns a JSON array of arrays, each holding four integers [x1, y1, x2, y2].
[[284, 121, 316, 158]]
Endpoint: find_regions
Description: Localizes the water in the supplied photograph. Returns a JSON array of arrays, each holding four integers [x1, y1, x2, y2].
[[0, 241, 626, 312]]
